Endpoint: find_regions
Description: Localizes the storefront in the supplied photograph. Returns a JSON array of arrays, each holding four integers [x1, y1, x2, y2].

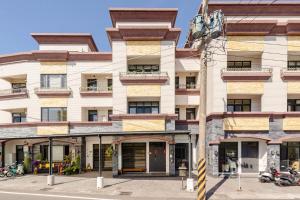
[[280, 142, 300, 172]]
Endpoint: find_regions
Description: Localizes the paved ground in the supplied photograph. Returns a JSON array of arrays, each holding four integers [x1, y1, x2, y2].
[[0, 172, 300, 199]]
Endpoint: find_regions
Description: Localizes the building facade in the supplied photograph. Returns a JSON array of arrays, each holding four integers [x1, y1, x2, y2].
[[186, 1, 300, 175], [0, 8, 200, 176]]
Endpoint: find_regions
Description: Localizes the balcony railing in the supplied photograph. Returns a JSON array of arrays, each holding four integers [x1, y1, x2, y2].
[[221, 67, 272, 81], [119, 72, 168, 84], [35, 87, 72, 97], [0, 88, 28, 100], [281, 67, 300, 80], [79, 87, 112, 97]]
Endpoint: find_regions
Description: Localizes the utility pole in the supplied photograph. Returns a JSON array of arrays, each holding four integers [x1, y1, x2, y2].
[[198, 0, 209, 200]]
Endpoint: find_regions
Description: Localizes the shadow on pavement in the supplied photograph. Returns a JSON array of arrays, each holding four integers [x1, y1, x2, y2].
[[207, 176, 229, 200]]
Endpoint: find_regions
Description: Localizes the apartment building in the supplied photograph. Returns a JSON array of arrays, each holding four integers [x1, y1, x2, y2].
[[186, 1, 300, 175], [0, 8, 200, 176]]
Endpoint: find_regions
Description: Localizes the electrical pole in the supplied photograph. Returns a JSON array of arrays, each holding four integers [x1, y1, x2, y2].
[[197, 0, 209, 200]]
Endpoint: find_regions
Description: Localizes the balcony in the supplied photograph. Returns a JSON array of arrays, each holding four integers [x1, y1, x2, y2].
[[80, 87, 112, 97], [119, 72, 168, 84], [35, 87, 72, 97], [281, 67, 300, 81], [221, 67, 272, 81], [175, 84, 200, 95], [0, 88, 28, 100]]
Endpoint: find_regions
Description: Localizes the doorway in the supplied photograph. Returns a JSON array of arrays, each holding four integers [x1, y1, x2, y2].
[[149, 142, 166, 172], [122, 143, 146, 172], [241, 142, 259, 173], [16, 145, 24, 164], [219, 142, 238, 173], [175, 143, 189, 170], [93, 144, 112, 171]]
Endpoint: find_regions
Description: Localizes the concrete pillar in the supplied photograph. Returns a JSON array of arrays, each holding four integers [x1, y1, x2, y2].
[[210, 144, 219, 176], [267, 144, 280, 171], [169, 143, 176, 176], [112, 144, 119, 177], [23, 145, 32, 173], [80, 137, 86, 171]]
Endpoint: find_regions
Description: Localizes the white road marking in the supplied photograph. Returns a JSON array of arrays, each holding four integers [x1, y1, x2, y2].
[[0, 190, 119, 200]]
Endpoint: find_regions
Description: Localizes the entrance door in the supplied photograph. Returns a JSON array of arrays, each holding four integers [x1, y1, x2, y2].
[[175, 143, 189, 170], [242, 142, 259, 173], [16, 145, 24, 164], [93, 144, 113, 171], [149, 142, 166, 172], [122, 143, 146, 172], [219, 142, 238, 173]]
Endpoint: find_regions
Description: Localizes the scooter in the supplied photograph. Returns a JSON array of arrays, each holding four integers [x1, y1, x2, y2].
[[259, 167, 280, 183], [275, 168, 300, 186]]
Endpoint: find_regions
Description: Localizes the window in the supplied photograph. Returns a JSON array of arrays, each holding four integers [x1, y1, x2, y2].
[[87, 79, 97, 91], [12, 83, 26, 93], [287, 99, 300, 112], [227, 99, 251, 112], [107, 79, 112, 91], [41, 74, 66, 89], [227, 61, 251, 70], [186, 108, 196, 120], [288, 61, 300, 70], [186, 76, 196, 89], [175, 108, 180, 119], [40, 145, 49, 161], [88, 110, 98, 122], [175, 77, 179, 89], [128, 102, 159, 114], [108, 110, 112, 121], [41, 107, 67, 122], [12, 113, 26, 123], [128, 65, 160, 73]]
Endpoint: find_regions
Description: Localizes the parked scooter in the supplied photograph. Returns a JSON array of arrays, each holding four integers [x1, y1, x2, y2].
[[259, 167, 280, 183], [275, 168, 300, 186]]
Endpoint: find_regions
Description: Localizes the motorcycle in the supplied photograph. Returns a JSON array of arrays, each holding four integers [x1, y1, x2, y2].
[[275, 168, 300, 186], [259, 167, 280, 183]]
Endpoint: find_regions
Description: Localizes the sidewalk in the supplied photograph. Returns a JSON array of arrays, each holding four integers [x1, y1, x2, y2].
[[0, 174, 196, 200]]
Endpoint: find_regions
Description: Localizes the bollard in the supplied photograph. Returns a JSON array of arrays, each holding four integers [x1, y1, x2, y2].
[[186, 178, 194, 192], [97, 177, 104, 189], [47, 175, 55, 186], [237, 172, 242, 191]]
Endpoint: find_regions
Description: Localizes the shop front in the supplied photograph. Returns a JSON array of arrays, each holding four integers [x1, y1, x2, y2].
[[280, 142, 300, 172]]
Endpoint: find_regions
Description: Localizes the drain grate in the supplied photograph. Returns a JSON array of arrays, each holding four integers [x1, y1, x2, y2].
[[119, 191, 132, 196], [40, 188, 53, 191]]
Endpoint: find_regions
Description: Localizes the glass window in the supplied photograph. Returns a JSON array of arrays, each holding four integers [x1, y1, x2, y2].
[[128, 102, 159, 114], [12, 113, 26, 123], [108, 110, 112, 121], [288, 61, 300, 70], [175, 77, 179, 89], [41, 74, 66, 89], [186, 76, 196, 89], [127, 65, 160, 73], [287, 99, 300, 112], [41, 107, 67, 122], [88, 110, 98, 122], [227, 61, 252, 70], [186, 108, 196, 120], [107, 79, 112, 91], [227, 99, 251, 112], [175, 108, 180, 119], [87, 79, 97, 91]]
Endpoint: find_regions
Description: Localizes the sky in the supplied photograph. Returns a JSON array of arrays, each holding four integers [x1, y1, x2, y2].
[[0, 0, 201, 55]]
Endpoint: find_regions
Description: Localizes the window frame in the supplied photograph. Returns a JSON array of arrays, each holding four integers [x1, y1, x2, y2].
[[40, 74, 67, 89], [227, 61, 252, 70], [227, 99, 251, 112], [128, 101, 160, 114], [287, 99, 300, 112], [12, 112, 26, 123], [186, 76, 196, 89], [127, 65, 160, 73], [41, 107, 67, 122], [186, 108, 196, 120], [88, 110, 98, 122]]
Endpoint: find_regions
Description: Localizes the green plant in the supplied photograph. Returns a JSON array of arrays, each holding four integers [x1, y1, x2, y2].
[[23, 155, 31, 173], [64, 155, 72, 164], [36, 153, 42, 161], [105, 145, 113, 157]]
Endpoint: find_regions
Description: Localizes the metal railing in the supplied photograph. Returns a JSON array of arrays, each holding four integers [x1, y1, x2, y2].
[[176, 84, 200, 89], [80, 86, 112, 92], [282, 67, 300, 72], [222, 67, 272, 72], [0, 88, 28, 96], [120, 71, 168, 77], [35, 87, 71, 92]]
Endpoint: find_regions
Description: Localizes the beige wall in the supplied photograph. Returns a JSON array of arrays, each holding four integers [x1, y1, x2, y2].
[[39, 44, 91, 52]]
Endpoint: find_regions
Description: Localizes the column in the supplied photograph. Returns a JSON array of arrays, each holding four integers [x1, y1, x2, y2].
[[80, 137, 86, 172], [0, 142, 4, 167], [267, 144, 280, 171], [112, 143, 119, 177], [210, 144, 219, 176], [23, 145, 32, 173], [169, 143, 176, 176], [238, 141, 242, 174]]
